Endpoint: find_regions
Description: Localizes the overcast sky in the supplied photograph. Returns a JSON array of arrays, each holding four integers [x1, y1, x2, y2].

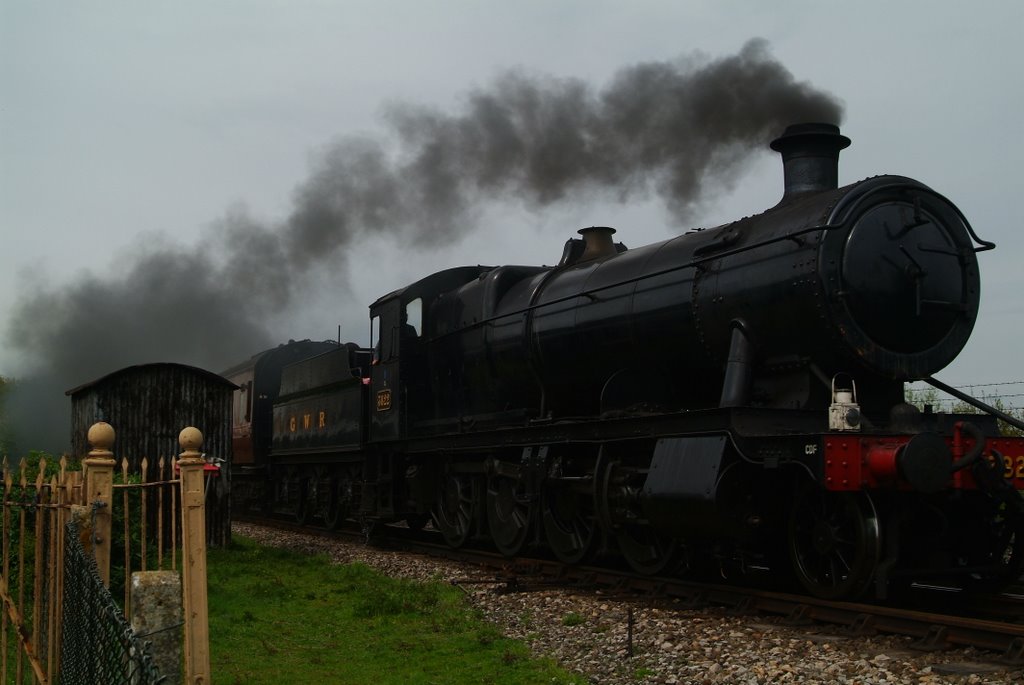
[[2, 2, 1023, 422]]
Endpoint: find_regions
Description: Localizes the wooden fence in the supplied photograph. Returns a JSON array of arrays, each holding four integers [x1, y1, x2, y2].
[[0, 421, 211, 684]]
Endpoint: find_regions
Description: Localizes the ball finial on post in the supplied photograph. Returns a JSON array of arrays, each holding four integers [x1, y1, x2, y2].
[[178, 426, 204, 459], [87, 421, 115, 457]]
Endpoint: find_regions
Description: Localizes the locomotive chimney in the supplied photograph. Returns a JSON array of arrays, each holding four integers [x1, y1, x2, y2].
[[577, 226, 618, 261], [770, 122, 851, 201]]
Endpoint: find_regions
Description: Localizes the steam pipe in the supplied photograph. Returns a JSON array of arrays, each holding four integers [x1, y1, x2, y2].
[[719, 322, 754, 408], [950, 421, 985, 473]]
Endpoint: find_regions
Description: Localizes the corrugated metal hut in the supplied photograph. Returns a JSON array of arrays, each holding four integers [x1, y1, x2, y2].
[[66, 363, 236, 547]]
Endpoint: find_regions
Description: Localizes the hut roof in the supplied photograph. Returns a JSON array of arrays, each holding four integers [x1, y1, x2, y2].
[[65, 362, 237, 397]]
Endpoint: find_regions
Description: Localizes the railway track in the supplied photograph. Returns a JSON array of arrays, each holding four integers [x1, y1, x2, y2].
[[234, 513, 1024, 664]]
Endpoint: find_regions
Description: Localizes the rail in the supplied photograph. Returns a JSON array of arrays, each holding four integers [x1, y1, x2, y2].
[[240, 514, 1024, 664]]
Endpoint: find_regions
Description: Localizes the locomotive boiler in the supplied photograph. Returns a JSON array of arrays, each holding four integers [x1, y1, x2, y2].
[[416, 124, 978, 422], [229, 123, 1024, 599]]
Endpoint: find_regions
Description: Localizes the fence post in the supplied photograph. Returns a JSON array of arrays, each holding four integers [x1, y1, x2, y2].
[[178, 426, 211, 685], [131, 571, 183, 685], [84, 421, 116, 587]]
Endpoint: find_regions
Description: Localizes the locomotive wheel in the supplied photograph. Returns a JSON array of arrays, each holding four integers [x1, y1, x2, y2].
[[788, 490, 880, 599], [956, 489, 1024, 592], [322, 477, 353, 531], [293, 478, 311, 526], [594, 448, 678, 575], [615, 524, 680, 575], [433, 471, 478, 548], [486, 469, 533, 556], [541, 480, 598, 564]]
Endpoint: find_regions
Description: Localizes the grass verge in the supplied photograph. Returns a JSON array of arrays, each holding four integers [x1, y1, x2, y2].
[[208, 536, 587, 684]]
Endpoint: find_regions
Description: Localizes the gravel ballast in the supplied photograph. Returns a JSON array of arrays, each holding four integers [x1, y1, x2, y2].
[[231, 523, 1022, 684]]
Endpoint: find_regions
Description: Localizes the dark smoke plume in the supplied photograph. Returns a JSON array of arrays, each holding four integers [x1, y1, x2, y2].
[[2, 39, 843, 454]]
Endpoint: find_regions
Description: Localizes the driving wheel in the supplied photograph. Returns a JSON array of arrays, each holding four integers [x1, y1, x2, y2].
[[486, 466, 534, 556], [542, 477, 598, 564], [788, 489, 880, 599], [433, 470, 478, 548], [615, 523, 680, 575]]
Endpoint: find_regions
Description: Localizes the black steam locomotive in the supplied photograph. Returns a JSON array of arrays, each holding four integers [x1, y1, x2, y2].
[[224, 123, 1024, 599]]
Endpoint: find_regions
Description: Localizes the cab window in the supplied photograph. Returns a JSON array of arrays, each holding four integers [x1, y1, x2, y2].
[[405, 298, 422, 337], [371, 315, 381, 362]]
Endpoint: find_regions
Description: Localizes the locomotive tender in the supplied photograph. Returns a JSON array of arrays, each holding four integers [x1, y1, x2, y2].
[[226, 123, 1024, 599]]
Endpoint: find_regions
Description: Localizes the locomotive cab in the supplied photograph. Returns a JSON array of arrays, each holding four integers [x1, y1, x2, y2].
[[367, 266, 493, 443], [369, 296, 417, 441]]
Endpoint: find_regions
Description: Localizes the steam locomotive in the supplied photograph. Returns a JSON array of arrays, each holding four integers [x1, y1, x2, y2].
[[224, 123, 1024, 599]]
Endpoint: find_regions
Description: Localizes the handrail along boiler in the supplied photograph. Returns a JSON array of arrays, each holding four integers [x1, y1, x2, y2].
[[226, 123, 1024, 599]]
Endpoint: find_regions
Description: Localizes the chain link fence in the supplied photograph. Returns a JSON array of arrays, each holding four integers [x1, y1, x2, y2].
[[59, 519, 165, 685]]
